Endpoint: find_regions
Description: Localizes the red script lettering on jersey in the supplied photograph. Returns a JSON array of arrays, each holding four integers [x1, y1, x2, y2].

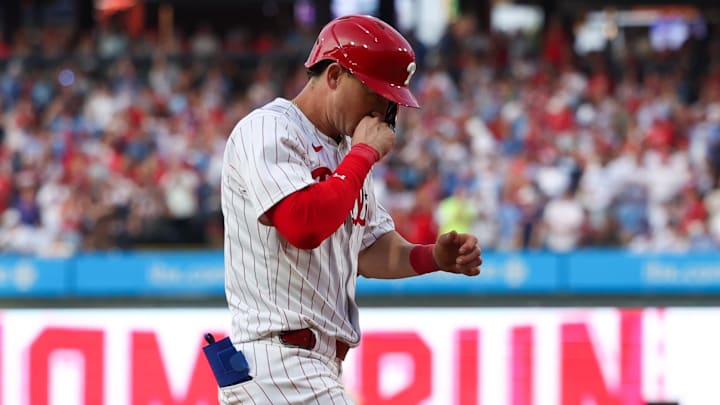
[[311, 167, 332, 182], [351, 189, 368, 226]]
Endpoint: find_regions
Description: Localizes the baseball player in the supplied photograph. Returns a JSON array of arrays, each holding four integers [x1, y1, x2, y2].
[[219, 14, 483, 404]]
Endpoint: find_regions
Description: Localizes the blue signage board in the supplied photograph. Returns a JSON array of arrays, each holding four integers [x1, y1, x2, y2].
[[567, 251, 720, 293], [0, 256, 68, 296], [0, 249, 719, 298], [357, 252, 560, 295], [75, 250, 225, 296]]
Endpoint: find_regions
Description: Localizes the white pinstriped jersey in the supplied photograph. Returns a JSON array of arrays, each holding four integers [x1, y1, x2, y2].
[[221, 98, 394, 347]]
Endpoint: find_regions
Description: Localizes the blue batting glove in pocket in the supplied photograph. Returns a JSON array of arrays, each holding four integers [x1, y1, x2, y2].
[[203, 333, 253, 387]]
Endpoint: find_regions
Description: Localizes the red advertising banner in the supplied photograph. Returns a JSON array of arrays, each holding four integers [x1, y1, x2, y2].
[[1, 308, 718, 404]]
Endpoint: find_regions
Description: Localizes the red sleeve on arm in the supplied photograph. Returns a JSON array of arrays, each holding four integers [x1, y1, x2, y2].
[[265, 143, 379, 249]]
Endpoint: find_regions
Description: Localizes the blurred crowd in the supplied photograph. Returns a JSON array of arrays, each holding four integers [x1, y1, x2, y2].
[[2, 12, 720, 256]]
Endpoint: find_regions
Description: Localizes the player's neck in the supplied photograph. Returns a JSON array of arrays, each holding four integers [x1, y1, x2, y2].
[[291, 93, 342, 143]]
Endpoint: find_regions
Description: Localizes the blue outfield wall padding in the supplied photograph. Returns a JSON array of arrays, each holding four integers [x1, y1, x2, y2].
[[0, 255, 70, 296], [357, 252, 560, 295], [566, 250, 720, 294], [3, 249, 720, 298], [74, 250, 225, 296]]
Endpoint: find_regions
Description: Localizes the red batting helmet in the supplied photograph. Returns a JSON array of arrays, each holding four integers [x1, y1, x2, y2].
[[305, 15, 420, 108]]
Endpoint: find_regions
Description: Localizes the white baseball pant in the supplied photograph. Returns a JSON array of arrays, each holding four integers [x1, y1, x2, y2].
[[218, 338, 356, 405]]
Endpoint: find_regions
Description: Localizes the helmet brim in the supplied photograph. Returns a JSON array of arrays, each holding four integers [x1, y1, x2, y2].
[[354, 71, 420, 109]]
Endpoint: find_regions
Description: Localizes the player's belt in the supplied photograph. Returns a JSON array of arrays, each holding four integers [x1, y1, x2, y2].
[[279, 328, 350, 361]]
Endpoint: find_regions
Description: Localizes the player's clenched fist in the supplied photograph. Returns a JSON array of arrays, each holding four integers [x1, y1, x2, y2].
[[352, 113, 396, 159], [433, 231, 482, 276]]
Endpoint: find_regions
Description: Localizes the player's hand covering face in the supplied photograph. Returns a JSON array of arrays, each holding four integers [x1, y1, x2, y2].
[[335, 67, 392, 136]]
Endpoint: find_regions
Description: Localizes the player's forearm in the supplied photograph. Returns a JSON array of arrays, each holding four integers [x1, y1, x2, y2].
[[358, 231, 422, 279], [266, 144, 379, 249]]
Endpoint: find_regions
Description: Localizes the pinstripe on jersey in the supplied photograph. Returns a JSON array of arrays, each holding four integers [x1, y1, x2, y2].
[[221, 97, 394, 349]]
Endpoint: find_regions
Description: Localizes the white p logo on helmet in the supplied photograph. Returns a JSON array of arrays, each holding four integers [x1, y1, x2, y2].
[[404, 62, 416, 87]]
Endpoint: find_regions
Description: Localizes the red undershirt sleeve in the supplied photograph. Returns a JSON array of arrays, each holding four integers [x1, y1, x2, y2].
[[265, 143, 380, 249]]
